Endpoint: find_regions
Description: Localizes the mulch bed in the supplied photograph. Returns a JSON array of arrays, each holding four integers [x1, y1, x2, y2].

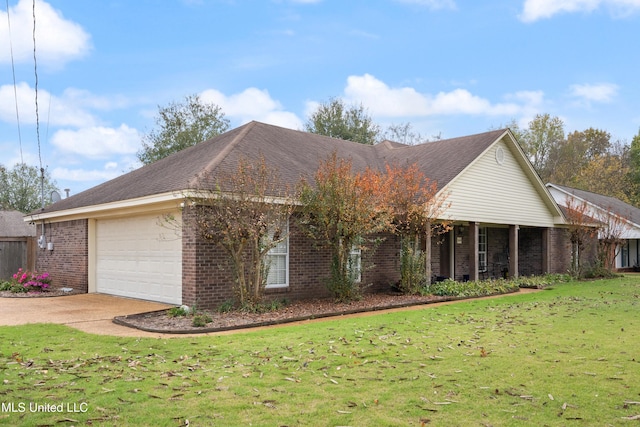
[[1, 286, 522, 334], [113, 292, 501, 334], [0, 288, 82, 298]]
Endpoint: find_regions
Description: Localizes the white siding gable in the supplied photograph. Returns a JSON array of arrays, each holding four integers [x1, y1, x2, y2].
[[441, 137, 560, 227], [549, 186, 640, 239]]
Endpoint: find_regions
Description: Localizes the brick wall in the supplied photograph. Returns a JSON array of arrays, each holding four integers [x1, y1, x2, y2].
[[181, 208, 402, 309], [547, 227, 598, 275], [35, 219, 88, 292], [549, 227, 572, 274], [181, 206, 236, 308], [519, 227, 543, 276]]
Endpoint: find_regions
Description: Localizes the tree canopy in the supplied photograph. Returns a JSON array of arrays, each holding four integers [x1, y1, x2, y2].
[[628, 128, 640, 205], [304, 98, 380, 145], [504, 114, 639, 205], [0, 163, 59, 213], [138, 94, 230, 165], [519, 113, 565, 177]]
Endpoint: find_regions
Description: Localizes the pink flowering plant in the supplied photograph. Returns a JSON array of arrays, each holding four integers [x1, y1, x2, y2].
[[6, 268, 53, 293]]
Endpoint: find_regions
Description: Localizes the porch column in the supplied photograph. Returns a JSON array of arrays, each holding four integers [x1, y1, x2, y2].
[[449, 230, 455, 280], [469, 223, 479, 281], [541, 227, 551, 274], [509, 224, 519, 278], [425, 222, 432, 285]]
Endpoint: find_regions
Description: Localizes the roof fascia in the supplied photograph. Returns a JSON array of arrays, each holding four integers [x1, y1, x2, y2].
[[24, 192, 184, 223]]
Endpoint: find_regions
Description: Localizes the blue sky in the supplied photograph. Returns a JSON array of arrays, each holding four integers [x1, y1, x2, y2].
[[1, 0, 639, 196]]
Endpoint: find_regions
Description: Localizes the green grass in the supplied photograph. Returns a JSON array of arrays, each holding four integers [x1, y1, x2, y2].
[[1, 276, 639, 426]]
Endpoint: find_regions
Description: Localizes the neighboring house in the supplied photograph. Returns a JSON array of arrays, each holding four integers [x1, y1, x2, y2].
[[0, 210, 36, 280], [26, 122, 571, 308], [548, 183, 640, 270]]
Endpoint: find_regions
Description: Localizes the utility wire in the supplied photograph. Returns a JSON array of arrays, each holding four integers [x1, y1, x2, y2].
[[6, 0, 24, 164], [32, 0, 42, 171], [31, 0, 45, 212]]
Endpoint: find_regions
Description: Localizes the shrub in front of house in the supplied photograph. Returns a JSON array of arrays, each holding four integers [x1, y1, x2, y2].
[[2, 269, 53, 293], [426, 278, 520, 298], [515, 274, 571, 289], [191, 313, 212, 327]]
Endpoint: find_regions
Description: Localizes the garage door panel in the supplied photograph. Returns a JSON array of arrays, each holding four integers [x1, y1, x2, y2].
[[96, 213, 182, 304]]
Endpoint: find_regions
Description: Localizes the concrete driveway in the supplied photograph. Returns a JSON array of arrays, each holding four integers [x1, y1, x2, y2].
[[0, 294, 175, 338]]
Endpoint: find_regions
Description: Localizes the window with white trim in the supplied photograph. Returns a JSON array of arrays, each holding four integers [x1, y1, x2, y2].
[[620, 241, 629, 268], [478, 227, 488, 272], [265, 221, 289, 288]]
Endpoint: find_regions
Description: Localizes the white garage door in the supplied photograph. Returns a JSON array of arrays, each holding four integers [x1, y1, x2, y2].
[[96, 213, 182, 304]]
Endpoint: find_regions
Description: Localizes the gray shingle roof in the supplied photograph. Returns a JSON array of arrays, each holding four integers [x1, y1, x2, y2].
[[552, 184, 640, 226], [0, 210, 36, 236], [38, 121, 508, 215]]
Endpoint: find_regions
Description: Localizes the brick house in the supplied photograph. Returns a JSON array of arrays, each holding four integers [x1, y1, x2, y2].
[[26, 122, 573, 308], [548, 183, 639, 270]]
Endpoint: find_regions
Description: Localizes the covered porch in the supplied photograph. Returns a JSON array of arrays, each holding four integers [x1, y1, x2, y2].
[[429, 223, 555, 282]]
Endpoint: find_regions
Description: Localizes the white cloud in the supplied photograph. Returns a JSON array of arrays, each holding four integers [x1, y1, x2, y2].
[[342, 74, 526, 117], [200, 87, 303, 129], [0, 83, 132, 130], [520, 0, 640, 22], [0, 0, 91, 68], [0, 83, 98, 127], [51, 165, 124, 183], [569, 82, 619, 103], [395, 0, 457, 9], [51, 125, 141, 159]]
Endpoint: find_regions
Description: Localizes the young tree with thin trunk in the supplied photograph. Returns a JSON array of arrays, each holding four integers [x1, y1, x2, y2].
[[298, 152, 391, 301], [563, 197, 598, 278], [384, 163, 450, 293], [186, 156, 294, 308], [597, 207, 627, 273]]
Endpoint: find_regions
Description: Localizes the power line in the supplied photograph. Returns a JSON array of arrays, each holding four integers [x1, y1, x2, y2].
[[5, 0, 24, 164], [32, 0, 42, 171]]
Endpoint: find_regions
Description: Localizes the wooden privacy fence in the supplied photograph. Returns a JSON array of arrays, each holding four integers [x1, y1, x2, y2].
[[0, 237, 37, 281]]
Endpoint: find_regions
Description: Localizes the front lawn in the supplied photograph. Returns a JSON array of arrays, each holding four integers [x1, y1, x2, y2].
[[1, 276, 639, 426]]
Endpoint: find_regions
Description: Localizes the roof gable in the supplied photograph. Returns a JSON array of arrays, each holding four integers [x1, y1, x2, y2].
[[441, 133, 564, 227]]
